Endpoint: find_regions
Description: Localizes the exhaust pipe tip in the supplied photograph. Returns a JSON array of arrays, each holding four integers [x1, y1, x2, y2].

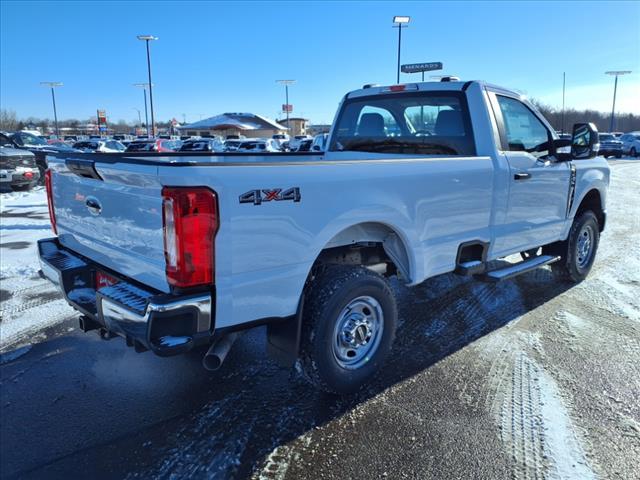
[[203, 354, 223, 371], [202, 332, 240, 371]]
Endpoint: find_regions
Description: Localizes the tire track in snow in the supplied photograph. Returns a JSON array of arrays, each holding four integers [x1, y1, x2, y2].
[[488, 344, 596, 480]]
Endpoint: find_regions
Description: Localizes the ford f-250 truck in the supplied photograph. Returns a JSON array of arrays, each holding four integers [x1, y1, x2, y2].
[[38, 80, 609, 393]]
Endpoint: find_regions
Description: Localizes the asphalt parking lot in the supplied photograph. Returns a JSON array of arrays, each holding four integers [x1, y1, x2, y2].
[[1, 159, 639, 480]]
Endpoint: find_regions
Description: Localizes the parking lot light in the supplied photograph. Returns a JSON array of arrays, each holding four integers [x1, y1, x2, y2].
[[393, 16, 411, 84], [40, 82, 63, 137], [605, 71, 632, 132], [133, 83, 153, 138], [137, 35, 158, 137]]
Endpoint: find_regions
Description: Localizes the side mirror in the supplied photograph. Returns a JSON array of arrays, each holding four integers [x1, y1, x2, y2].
[[571, 122, 599, 159]]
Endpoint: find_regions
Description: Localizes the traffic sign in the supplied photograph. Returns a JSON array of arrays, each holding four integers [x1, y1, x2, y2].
[[401, 62, 443, 74]]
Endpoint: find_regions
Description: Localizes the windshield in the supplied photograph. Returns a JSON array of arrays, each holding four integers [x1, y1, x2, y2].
[[74, 142, 99, 150], [180, 141, 211, 151], [330, 91, 475, 156], [16, 132, 48, 146], [126, 142, 154, 151], [599, 134, 614, 141]]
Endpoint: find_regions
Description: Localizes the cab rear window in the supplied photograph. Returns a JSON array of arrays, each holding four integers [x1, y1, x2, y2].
[[330, 91, 475, 156]]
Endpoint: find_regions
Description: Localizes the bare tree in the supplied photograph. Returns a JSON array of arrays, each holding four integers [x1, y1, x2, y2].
[[0, 109, 18, 131]]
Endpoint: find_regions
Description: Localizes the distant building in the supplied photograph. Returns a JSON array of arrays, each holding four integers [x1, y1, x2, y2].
[[178, 113, 287, 139], [308, 124, 332, 136], [277, 117, 309, 137]]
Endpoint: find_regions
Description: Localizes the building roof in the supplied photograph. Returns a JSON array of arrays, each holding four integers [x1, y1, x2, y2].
[[277, 117, 309, 123], [178, 113, 286, 131]]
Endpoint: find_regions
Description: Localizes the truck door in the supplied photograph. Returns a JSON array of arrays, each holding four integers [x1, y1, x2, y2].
[[489, 92, 571, 255]]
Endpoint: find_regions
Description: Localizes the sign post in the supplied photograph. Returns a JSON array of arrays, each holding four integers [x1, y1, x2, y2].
[[400, 63, 443, 129], [96, 110, 108, 135]]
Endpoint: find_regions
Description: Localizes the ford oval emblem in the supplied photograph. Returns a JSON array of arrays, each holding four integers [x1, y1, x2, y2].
[[85, 196, 102, 216]]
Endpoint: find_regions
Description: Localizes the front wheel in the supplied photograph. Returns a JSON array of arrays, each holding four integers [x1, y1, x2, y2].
[[299, 265, 397, 394], [549, 210, 599, 282]]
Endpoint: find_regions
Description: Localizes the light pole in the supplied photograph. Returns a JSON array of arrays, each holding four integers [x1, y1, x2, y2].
[[605, 71, 631, 132], [276, 80, 296, 130], [40, 82, 63, 137], [137, 35, 158, 136], [132, 108, 142, 128], [393, 16, 410, 84], [133, 83, 152, 137], [561, 72, 566, 134]]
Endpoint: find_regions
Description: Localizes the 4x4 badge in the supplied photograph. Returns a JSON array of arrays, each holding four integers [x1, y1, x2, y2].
[[239, 187, 301, 205]]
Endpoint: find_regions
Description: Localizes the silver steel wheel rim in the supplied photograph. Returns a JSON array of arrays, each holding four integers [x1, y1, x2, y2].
[[332, 296, 384, 370], [576, 224, 594, 269]]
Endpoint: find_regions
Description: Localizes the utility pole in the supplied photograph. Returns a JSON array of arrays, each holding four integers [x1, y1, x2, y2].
[[276, 80, 296, 130]]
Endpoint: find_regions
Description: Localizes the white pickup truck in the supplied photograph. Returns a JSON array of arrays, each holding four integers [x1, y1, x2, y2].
[[39, 79, 609, 393]]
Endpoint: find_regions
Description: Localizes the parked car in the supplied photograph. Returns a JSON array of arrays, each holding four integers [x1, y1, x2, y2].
[[179, 138, 225, 152], [237, 139, 281, 152], [2, 131, 79, 183], [224, 139, 243, 152], [288, 134, 312, 151], [272, 133, 290, 148], [296, 138, 314, 152], [311, 133, 329, 152], [73, 140, 126, 153], [40, 79, 608, 394], [63, 135, 78, 142], [113, 134, 134, 142], [598, 133, 623, 158], [0, 146, 39, 190], [125, 139, 181, 152], [620, 132, 640, 157]]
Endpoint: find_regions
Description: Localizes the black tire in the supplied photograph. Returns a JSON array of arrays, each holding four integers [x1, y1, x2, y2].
[[549, 210, 599, 282], [299, 265, 397, 394], [631, 147, 637, 158], [616, 153, 622, 159]]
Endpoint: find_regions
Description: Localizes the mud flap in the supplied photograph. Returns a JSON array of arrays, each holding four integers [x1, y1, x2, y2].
[[266, 294, 305, 367]]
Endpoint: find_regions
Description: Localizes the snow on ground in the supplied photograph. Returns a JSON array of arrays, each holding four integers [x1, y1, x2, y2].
[[0, 187, 75, 349]]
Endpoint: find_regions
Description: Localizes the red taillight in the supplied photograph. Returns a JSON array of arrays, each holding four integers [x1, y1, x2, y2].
[[44, 169, 57, 235], [162, 187, 218, 288]]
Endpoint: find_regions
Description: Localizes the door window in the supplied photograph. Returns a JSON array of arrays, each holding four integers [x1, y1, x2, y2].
[[496, 95, 550, 156]]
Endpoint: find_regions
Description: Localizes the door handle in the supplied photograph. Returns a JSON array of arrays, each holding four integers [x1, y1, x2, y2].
[[514, 172, 531, 180]]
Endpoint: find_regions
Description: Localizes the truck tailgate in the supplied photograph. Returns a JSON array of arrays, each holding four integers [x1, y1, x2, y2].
[[49, 158, 169, 293]]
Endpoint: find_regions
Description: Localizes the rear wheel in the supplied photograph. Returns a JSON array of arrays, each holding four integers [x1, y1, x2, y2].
[[548, 210, 599, 282], [631, 147, 637, 158], [299, 265, 397, 394]]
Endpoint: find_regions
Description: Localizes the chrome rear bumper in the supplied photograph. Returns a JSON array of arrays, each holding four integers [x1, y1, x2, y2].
[[38, 237, 214, 356]]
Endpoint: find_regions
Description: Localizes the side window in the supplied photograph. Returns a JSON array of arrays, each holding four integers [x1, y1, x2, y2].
[[496, 95, 550, 155]]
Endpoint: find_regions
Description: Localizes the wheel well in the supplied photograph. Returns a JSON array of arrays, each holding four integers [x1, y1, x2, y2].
[[576, 189, 605, 231], [314, 223, 411, 281]]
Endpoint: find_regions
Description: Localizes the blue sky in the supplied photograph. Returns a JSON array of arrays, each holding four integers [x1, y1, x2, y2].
[[1, 0, 639, 124]]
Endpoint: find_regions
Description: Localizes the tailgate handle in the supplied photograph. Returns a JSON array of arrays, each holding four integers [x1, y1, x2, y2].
[[85, 197, 102, 216], [65, 159, 103, 181]]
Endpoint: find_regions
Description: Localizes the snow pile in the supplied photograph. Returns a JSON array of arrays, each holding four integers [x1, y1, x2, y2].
[[0, 188, 75, 349]]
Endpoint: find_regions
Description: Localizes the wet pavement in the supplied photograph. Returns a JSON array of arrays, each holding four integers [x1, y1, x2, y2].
[[1, 161, 639, 479]]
